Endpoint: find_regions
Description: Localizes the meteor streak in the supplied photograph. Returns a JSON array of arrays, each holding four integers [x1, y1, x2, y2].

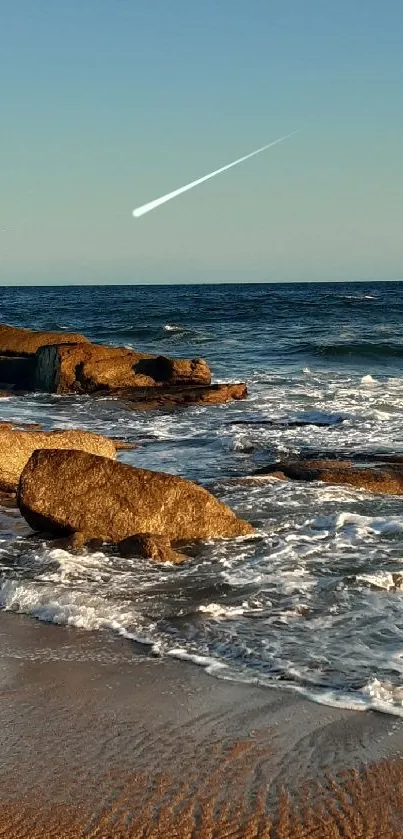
[[132, 129, 299, 218]]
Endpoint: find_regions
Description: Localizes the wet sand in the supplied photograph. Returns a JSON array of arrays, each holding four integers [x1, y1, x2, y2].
[[1, 612, 403, 837]]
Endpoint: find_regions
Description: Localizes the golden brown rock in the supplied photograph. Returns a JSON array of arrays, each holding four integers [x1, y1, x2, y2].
[[0, 323, 89, 357], [18, 449, 254, 542], [261, 458, 403, 495], [118, 533, 188, 564], [0, 427, 116, 492], [158, 357, 211, 385], [122, 382, 248, 410], [110, 440, 138, 451], [34, 342, 211, 394]]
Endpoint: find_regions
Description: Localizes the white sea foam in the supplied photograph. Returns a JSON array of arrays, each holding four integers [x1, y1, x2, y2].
[[163, 323, 183, 332], [198, 602, 247, 618], [167, 647, 229, 676], [355, 572, 402, 591], [0, 577, 134, 632], [335, 512, 403, 535]]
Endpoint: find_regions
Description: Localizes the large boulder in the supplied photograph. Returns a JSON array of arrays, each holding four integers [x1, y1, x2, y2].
[[18, 449, 254, 542], [0, 427, 116, 492], [0, 324, 89, 357], [34, 342, 211, 394]]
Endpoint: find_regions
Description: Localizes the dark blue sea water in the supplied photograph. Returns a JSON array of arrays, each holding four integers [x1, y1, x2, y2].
[[1, 281, 403, 714]]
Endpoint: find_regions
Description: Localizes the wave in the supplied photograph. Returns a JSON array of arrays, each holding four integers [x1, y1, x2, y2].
[[342, 294, 379, 301], [302, 340, 403, 362], [163, 323, 184, 332], [165, 650, 403, 717], [97, 323, 216, 343]]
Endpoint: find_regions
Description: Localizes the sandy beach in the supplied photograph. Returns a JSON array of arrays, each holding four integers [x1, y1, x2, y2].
[[0, 611, 402, 837]]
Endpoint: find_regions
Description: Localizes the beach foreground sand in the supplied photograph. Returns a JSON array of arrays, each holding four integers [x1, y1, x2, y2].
[[1, 612, 403, 837]]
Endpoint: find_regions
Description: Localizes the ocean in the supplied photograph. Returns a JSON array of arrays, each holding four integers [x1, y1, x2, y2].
[[1, 281, 403, 715]]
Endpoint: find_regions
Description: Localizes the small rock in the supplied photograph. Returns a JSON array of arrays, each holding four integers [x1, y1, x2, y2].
[[118, 533, 188, 564]]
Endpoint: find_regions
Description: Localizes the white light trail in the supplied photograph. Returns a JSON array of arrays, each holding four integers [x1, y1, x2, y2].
[[132, 129, 299, 218]]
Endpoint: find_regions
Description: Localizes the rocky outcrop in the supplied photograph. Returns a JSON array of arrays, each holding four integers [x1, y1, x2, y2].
[[121, 382, 248, 410], [0, 325, 89, 391], [34, 343, 211, 394], [118, 533, 188, 564], [258, 456, 403, 495], [18, 449, 254, 542], [0, 427, 116, 492], [0, 324, 89, 357], [0, 323, 248, 410]]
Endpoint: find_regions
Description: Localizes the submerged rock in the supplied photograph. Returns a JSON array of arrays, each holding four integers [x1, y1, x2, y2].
[[258, 457, 403, 495], [118, 533, 188, 564], [121, 382, 248, 410], [18, 449, 254, 542], [0, 427, 116, 492]]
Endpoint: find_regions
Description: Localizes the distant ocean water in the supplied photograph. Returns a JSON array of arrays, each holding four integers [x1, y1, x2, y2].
[[1, 281, 403, 715]]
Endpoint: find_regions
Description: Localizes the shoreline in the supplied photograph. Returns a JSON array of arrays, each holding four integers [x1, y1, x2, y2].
[[1, 611, 403, 836]]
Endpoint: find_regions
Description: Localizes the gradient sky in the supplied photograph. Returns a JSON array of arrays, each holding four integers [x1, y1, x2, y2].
[[1, 0, 402, 284]]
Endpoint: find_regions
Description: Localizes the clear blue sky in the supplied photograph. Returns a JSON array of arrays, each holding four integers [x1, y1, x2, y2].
[[1, 0, 402, 284]]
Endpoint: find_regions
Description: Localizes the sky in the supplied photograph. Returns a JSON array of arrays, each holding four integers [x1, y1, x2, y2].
[[1, 0, 402, 285]]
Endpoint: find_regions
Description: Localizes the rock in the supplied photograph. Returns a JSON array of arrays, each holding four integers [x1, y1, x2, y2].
[[267, 471, 290, 481], [158, 357, 211, 385], [121, 382, 248, 410], [0, 489, 17, 508], [18, 449, 254, 542], [34, 342, 212, 394], [51, 532, 87, 553], [118, 533, 188, 564], [110, 440, 138, 451], [0, 427, 116, 492], [0, 420, 43, 431], [259, 458, 403, 495], [0, 324, 89, 357], [0, 324, 247, 412], [230, 416, 343, 429]]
